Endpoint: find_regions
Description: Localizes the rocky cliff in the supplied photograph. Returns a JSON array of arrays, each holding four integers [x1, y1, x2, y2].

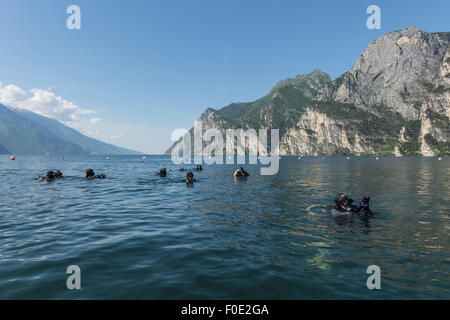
[[167, 26, 450, 156]]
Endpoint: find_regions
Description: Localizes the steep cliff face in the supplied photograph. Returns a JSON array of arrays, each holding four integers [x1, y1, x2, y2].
[[167, 27, 450, 156], [315, 26, 450, 156], [280, 108, 374, 155]]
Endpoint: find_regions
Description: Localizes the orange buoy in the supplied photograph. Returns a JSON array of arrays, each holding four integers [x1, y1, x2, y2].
[[10, 156, 15, 160]]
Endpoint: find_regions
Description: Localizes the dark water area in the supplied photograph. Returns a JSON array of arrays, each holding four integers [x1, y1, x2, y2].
[[0, 155, 448, 299]]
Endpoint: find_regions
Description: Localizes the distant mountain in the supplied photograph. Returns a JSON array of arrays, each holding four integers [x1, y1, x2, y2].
[[166, 69, 332, 155], [167, 26, 450, 156], [0, 144, 9, 154], [0, 103, 139, 155]]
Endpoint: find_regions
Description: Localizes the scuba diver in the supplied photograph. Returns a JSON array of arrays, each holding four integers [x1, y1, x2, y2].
[[179, 166, 185, 172], [85, 169, 106, 180], [54, 170, 64, 179], [38, 171, 55, 182], [156, 168, 167, 177], [234, 167, 249, 178], [194, 165, 203, 171], [334, 193, 373, 216], [38, 170, 64, 182], [358, 196, 373, 216], [183, 171, 196, 185]]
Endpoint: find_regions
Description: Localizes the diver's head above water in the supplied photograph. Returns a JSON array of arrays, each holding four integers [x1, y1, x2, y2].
[[334, 193, 348, 205], [45, 171, 55, 181], [360, 196, 370, 207], [85, 169, 105, 179], [234, 167, 249, 178], [334, 193, 354, 211], [85, 169, 95, 179], [54, 170, 63, 178], [157, 168, 167, 177], [186, 171, 195, 184]]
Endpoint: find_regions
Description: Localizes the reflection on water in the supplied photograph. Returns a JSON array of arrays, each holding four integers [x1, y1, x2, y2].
[[0, 155, 448, 299]]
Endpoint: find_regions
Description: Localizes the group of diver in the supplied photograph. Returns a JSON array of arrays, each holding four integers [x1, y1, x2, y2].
[[37, 170, 64, 182], [38, 164, 374, 217], [331, 193, 373, 216], [38, 169, 105, 182], [156, 165, 247, 185]]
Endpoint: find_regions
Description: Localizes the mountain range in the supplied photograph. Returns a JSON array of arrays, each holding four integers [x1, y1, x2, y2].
[[0, 103, 138, 155], [167, 26, 450, 156]]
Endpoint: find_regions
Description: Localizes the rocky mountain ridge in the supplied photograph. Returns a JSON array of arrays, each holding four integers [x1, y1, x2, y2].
[[167, 26, 449, 156]]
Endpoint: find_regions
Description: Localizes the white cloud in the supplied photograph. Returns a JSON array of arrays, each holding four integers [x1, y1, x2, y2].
[[0, 82, 98, 134], [90, 117, 103, 124]]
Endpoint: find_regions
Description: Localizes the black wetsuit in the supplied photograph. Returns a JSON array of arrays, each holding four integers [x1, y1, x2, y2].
[[235, 167, 249, 178], [334, 202, 373, 216], [156, 169, 167, 177]]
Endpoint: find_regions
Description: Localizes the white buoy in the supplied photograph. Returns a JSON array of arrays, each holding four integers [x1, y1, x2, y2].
[[142, 156, 147, 160], [106, 157, 111, 160], [346, 157, 350, 160], [438, 157, 442, 161], [376, 157, 379, 160]]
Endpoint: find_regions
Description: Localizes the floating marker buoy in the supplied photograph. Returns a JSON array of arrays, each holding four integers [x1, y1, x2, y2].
[[10, 156, 15, 160], [438, 157, 442, 161], [346, 157, 350, 160], [106, 157, 111, 160], [376, 157, 379, 160], [142, 156, 147, 160]]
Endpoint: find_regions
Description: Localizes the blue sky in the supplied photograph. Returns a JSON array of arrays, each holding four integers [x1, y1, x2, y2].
[[0, 0, 449, 153]]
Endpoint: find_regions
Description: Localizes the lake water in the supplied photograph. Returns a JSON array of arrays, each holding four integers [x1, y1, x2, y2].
[[0, 155, 448, 299]]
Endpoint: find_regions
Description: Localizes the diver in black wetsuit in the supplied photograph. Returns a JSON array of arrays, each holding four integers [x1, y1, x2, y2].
[[334, 193, 373, 216], [54, 170, 64, 179], [85, 169, 106, 180], [358, 196, 373, 216], [194, 165, 203, 171], [38, 171, 55, 182], [156, 168, 167, 177], [234, 167, 249, 178], [38, 170, 64, 182], [183, 171, 196, 184]]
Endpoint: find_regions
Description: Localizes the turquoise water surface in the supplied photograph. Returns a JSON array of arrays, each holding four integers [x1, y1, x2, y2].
[[0, 155, 448, 299]]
